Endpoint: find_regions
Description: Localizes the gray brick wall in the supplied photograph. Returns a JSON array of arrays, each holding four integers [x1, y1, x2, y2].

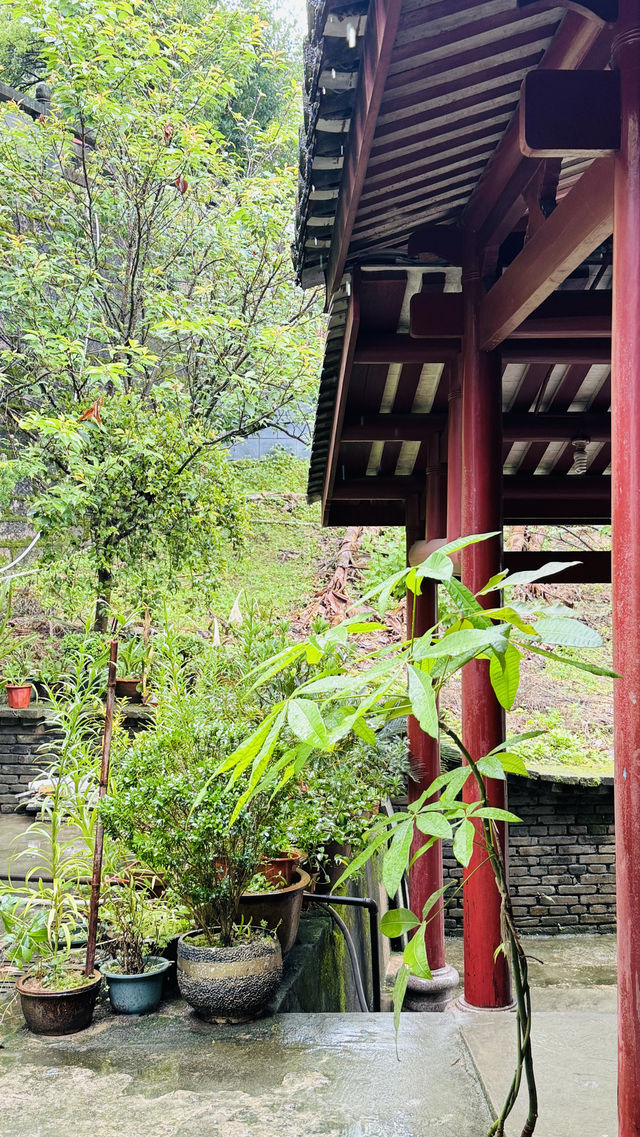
[[442, 773, 616, 936], [0, 704, 152, 811]]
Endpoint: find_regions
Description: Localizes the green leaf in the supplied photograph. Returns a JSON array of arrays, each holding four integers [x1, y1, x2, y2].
[[287, 699, 329, 747], [422, 884, 449, 920], [489, 643, 521, 711], [476, 570, 509, 595], [413, 549, 455, 583], [453, 819, 475, 867], [418, 625, 509, 660], [360, 566, 409, 611], [415, 812, 452, 840], [520, 642, 618, 678], [476, 754, 506, 780], [407, 664, 438, 738], [352, 716, 377, 746], [383, 818, 414, 899], [392, 964, 410, 1042], [502, 560, 581, 588], [403, 922, 432, 980], [473, 807, 521, 823], [532, 617, 602, 649], [332, 827, 393, 890], [380, 908, 420, 938], [427, 765, 472, 800], [497, 752, 529, 777]]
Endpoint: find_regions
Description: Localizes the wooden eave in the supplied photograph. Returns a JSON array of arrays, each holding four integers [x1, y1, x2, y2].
[[297, 1, 615, 536]]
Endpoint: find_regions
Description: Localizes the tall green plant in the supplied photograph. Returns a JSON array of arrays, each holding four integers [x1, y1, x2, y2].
[[216, 533, 615, 1137]]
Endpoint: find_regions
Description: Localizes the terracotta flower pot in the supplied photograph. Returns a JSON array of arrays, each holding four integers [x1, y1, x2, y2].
[[177, 930, 282, 1023], [6, 684, 32, 709], [115, 678, 142, 703], [237, 868, 311, 955], [261, 847, 304, 887], [16, 968, 101, 1035]]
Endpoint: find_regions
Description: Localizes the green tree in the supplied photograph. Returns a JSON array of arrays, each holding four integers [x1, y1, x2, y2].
[[22, 388, 244, 629]]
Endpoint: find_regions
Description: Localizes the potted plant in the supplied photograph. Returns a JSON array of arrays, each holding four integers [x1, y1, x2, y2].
[[3, 637, 37, 708], [0, 787, 101, 1033], [99, 872, 171, 1014], [114, 636, 145, 702], [101, 714, 284, 1022]]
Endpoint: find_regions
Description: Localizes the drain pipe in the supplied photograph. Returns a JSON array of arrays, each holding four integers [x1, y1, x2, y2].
[[303, 892, 381, 1013]]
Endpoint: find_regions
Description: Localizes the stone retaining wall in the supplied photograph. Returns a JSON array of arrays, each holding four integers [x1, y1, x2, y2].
[[443, 772, 615, 936], [0, 704, 151, 811]]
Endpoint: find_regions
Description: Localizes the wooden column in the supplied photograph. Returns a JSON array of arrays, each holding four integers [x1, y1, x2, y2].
[[460, 236, 512, 1009], [612, 6, 640, 1131], [447, 361, 462, 545], [407, 455, 446, 972]]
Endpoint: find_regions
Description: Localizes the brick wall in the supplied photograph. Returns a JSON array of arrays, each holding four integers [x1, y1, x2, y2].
[[0, 704, 152, 812], [443, 772, 616, 936], [0, 706, 49, 810]]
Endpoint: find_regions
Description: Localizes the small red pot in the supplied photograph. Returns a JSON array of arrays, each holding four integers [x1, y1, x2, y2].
[[6, 684, 32, 709], [261, 848, 304, 888]]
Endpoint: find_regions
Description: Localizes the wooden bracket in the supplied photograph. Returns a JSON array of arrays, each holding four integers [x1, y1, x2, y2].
[[520, 71, 620, 158], [517, 0, 617, 22]]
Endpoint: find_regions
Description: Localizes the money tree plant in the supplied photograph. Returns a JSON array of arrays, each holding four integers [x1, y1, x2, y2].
[[216, 532, 614, 1137]]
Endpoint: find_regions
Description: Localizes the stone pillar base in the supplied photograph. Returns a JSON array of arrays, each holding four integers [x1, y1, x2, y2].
[[453, 996, 516, 1013], [404, 964, 460, 1012]]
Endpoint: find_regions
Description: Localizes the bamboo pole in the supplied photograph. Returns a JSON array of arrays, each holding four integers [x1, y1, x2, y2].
[[84, 638, 118, 977]]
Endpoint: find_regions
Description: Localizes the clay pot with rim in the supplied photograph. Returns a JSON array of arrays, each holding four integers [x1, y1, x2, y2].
[[114, 677, 142, 703], [16, 967, 102, 1035], [237, 867, 311, 955], [6, 683, 32, 709], [261, 847, 304, 888], [177, 930, 282, 1023]]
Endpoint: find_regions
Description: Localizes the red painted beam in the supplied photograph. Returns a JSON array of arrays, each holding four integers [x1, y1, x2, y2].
[[407, 456, 447, 975], [479, 158, 614, 350], [520, 70, 620, 157], [501, 337, 611, 362], [463, 10, 605, 248], [353, 333, 612, 365], [411, 290, 612, 340], [341, 410, 610, 443], [325, 0, 403, 300], [321, 284, 361, 524], [611, 4, 640, 1132]]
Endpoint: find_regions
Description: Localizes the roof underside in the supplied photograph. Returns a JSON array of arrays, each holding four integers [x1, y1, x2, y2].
[[296, 0, 614, 526]]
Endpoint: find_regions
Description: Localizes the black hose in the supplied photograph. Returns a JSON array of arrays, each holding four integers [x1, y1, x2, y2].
[[324, 903, 369, 1012], [303, 891, 381, 1012]]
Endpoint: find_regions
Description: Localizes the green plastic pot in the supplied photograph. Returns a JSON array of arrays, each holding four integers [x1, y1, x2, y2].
[[100, 956, 170, 1014]]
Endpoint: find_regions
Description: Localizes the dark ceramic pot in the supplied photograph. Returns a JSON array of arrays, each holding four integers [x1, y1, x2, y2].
[[16, 968, 101, 1035], [312, 842, 352, 894], [237, 868, 311, 955], [177, 930, 282, 1023], [100, 956, 170, 1014], [114, 678, 142, 703]]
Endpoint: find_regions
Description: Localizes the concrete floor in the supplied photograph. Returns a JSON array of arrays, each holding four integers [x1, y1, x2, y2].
[[0, 815, 618, 1136], [0, 945, 617, 1137]]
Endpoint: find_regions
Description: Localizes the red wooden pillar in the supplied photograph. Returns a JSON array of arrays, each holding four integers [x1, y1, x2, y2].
[[407, 457, 446, 973], [612, 6, 640, 1131], [447, 361, 462, 545], [460, 237, 512, 1009]]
